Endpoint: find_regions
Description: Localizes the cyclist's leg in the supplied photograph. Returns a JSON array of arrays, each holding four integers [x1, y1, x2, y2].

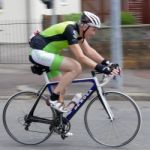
[[31, 49, 82, 108], [53, 56, 82, 97], [31, 49, 82, 84], [50, 56, 82, 112], [47, 71, 66, 103]]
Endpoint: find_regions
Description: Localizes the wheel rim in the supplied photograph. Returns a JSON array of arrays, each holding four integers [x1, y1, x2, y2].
[[84, 92, 141, 147], [3, 91, 54, 145]]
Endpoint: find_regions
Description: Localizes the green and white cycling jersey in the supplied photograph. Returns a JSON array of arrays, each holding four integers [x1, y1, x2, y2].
[[30, 21, 81, 79], [40, 21, 80, 53]]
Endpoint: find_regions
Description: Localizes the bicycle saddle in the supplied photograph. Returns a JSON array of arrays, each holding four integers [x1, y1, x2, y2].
[[29, 55, 50, 75]]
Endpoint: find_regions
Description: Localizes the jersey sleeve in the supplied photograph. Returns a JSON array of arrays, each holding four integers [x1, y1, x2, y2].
[[63, 25, 79, 45]]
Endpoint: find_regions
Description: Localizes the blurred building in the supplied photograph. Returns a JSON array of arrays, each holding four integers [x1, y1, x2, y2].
[[82, 0, 150, 24], [0, 0, 149, 43], [0, 0, 81, 43]]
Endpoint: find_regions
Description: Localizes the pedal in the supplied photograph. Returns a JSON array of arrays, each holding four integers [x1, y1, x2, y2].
[[61, 134, 68, 140]]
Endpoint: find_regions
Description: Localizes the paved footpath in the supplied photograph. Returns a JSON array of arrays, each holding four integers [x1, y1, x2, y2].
[[0, 64, 150, 100]]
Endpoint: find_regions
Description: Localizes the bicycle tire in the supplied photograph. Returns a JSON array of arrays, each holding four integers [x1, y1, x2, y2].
[[3, 91, 54, 145], [84, 91, 141, 147]]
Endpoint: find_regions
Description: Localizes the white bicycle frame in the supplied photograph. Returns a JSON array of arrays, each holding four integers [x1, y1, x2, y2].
[[42, 71, 115, 121]]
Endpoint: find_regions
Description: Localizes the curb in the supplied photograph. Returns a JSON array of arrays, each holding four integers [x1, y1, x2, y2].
[[16, 85, 150, 101], [0, 96, 10, 100], [1, 85, 149, 101]]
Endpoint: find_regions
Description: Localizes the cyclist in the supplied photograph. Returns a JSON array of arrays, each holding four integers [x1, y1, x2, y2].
[[29, 11, 120, 113]]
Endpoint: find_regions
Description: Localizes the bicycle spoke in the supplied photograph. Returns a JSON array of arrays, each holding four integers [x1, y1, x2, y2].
[[3, 91, 54, 145], [84, 92, 141, 147]]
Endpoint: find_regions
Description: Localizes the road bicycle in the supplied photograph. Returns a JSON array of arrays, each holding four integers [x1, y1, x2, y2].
[[3, 64, 142, 148]]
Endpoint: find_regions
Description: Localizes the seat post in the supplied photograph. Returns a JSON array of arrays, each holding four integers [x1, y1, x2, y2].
[[43, 72, 50, 84]]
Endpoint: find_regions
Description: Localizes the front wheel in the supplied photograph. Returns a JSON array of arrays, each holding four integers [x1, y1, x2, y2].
[[3, 91, 54, 145], [84, 91, 141, 147]]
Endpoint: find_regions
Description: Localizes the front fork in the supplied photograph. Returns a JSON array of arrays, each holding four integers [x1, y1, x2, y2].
[[94, 77, 114, 121]]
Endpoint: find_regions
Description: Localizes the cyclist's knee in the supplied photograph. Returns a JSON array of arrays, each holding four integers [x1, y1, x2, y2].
[[61, 58, 82, 75], [72, 61, 82, 75]]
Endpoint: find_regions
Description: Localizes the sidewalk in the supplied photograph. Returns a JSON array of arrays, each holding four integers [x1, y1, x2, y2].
[[0, 64, 150, 101]]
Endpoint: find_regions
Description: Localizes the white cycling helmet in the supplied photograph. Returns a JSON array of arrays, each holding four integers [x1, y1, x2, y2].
[[80, 11, 101, 28]]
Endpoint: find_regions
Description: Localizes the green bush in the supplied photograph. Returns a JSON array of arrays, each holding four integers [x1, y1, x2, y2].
[[121, 11, 137, 25], [63, 13, 81, 22]]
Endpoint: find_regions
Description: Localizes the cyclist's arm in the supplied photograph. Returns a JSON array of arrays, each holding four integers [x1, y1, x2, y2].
[[64, 24, 102, 69], [69, 44, 97, 69], [69, 44, 120, 76], [80, 39, 104, 63]]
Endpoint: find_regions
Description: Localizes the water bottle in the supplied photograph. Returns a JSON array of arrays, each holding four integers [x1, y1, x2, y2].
[[67, 93, 82, 110]]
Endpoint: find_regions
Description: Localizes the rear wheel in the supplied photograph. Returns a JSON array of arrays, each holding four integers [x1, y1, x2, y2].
[[3, 91, 54, 145]]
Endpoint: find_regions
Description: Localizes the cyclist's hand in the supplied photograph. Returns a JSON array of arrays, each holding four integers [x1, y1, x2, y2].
[[101, 59, 112, 66], [33, 29, 40, 35], [101, 59, 121, 75], [110, 63, 121, 75], [95, 63, 121, 75], [95, 64, 112, 75]]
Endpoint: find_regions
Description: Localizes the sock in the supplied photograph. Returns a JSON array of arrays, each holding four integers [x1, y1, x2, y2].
[[50, 92, 59, 101]]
